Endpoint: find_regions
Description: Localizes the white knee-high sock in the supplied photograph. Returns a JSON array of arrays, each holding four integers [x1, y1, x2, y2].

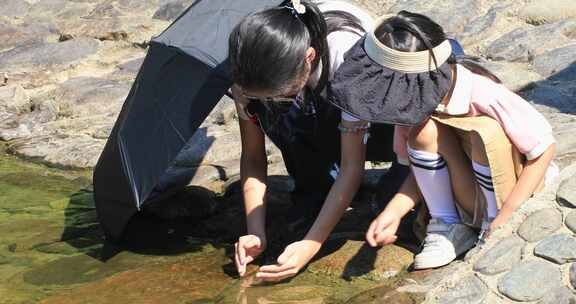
[[472, 161, 498, 220], [408, 146, 461, 224]]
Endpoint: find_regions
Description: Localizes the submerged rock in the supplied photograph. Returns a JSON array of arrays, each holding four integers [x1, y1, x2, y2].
[[309, 240, 414, 281]]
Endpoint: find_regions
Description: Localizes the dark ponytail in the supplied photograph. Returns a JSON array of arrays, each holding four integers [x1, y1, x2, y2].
[[375, 11, 501, 83]]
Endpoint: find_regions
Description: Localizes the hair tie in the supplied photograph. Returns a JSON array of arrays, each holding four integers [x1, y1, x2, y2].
[[283, 0, 306, 18]]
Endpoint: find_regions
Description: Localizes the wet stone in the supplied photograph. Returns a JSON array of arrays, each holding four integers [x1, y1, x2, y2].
[[557, 174, 576, 208], [517, 208, 563, 242], [437, 275, 488, 304], [535, 234, 576, 264], [498, 260, 562, 302], [473, 236, 524, 275], [566, 211, 576, 233], [537, 287, 576, 304]]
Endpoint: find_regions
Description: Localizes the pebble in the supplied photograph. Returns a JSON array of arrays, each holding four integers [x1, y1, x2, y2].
[[436, 275, 487, 304], [498, 260, 562, 302], [534, 234, 576, 265], [517, 208, 563, 242], [473, 236, 524, 275], [557, 175, 576, 208]]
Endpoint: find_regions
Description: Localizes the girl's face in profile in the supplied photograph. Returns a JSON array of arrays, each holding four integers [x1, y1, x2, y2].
[[240, 47, 316, 104]]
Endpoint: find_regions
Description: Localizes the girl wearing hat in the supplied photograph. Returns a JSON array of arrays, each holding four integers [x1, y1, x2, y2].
[[229, 0, 406, 281], [329, 11, 558, 269]]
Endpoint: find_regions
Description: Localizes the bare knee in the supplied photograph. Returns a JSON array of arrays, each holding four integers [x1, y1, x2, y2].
[[408, 119, 439, 152], [471, 132, 489, 166]]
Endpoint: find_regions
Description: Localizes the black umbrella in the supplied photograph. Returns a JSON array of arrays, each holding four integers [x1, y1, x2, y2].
[[93, 0, 284, 241]]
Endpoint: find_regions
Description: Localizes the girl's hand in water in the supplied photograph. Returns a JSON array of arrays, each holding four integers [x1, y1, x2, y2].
[[255, 240, 321, 282], [235, 234, 267, 277], [366, 209, 401, 246]]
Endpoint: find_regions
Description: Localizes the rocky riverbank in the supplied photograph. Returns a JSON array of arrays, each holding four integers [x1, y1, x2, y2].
[[1, 0, 576, 303]]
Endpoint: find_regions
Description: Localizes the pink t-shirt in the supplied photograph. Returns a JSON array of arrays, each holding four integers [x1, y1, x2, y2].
[[391, 64, 555, 165]]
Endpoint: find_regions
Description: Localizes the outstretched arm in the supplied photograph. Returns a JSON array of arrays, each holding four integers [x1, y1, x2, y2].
[[256, 119, 367, 281], [232, 85, 268, 276]]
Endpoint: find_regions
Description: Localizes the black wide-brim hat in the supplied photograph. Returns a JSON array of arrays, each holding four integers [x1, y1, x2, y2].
[[328, 17, 454, 126]]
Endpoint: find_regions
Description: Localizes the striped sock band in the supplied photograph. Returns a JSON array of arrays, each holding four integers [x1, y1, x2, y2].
[[472, 161, 498, 219], [407, 146, 461, 224]]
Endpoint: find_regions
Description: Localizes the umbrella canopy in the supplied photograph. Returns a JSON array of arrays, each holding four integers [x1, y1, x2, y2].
[[93, 0, 284, 241]]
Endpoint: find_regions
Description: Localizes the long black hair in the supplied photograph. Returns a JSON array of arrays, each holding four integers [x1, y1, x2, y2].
[[375, 11, 501, 83], [229, 0, 364, 97]]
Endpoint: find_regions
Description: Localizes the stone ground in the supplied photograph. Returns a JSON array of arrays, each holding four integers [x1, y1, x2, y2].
[[0, 0, 576, 303]]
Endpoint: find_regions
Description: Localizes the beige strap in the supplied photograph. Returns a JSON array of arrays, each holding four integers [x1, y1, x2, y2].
[[364, 16, 453, 74]]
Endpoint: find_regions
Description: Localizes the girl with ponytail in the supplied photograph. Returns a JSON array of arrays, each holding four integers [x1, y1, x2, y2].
[[228, 0, 401, 281], [329, 11, 558, 269]]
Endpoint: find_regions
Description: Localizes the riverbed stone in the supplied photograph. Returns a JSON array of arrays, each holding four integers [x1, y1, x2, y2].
[[482, 61, 543, 92], [519, 0, 576, 25], [473, 236, 524, 274], [566, 211, 576, 233], [486, 21, 576, 62], [0, 0, 31, 18], [0, 38, 101, 72], [570, 263, 576, 289], [309, 240, 414, 281], [557, 175, 576, 208], [534, 234, 576, 264], [153, 0, 194, 21], [436, 275, 487, 304], [517, 208, 563, 242], [533, 44, 576, 81], [39, 250, 235, 304], [537, 287, 576, 304], [498, 260, 562, 302]]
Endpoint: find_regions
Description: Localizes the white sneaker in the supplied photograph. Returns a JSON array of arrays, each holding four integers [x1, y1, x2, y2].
[[413, 218, 478, 270]]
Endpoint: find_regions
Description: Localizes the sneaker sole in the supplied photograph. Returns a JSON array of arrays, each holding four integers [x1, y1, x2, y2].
[[413, 237, 478, 270]]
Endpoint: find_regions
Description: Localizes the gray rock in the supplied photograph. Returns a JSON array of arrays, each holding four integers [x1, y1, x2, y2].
[[389, 0, 481, 35], [113, 57, 144, 78], [456, 3, 513, 48], [0, 21, 59, 52], [8, 134, 105, 168], [173, 124, 242, 166], [524, 83, 576, 114], [473, 236, 524, 274], [517, 208, 563, 242], [51, 77, 129, 117], [208, 95, 236, 125], [27, 0, 69, 16], [533, 44, 576, 81], [537, 287, 576, 304], [0, 38, 100, 72], [86, 2, 123, 18], [570, 263, 576, 289], [153, 0, 195, 21], [0, 0, 31, 18], [498, 260, 562, 302], [482, 61, 543, 92], [436, 275, 487, 304], [566, 211, 576, 233], [0, 85, 30, 115], [558, 175, 576, 208], [486, 21, 576, 62], [534, 234, 576, 264], [519, 0, 576, 25]]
